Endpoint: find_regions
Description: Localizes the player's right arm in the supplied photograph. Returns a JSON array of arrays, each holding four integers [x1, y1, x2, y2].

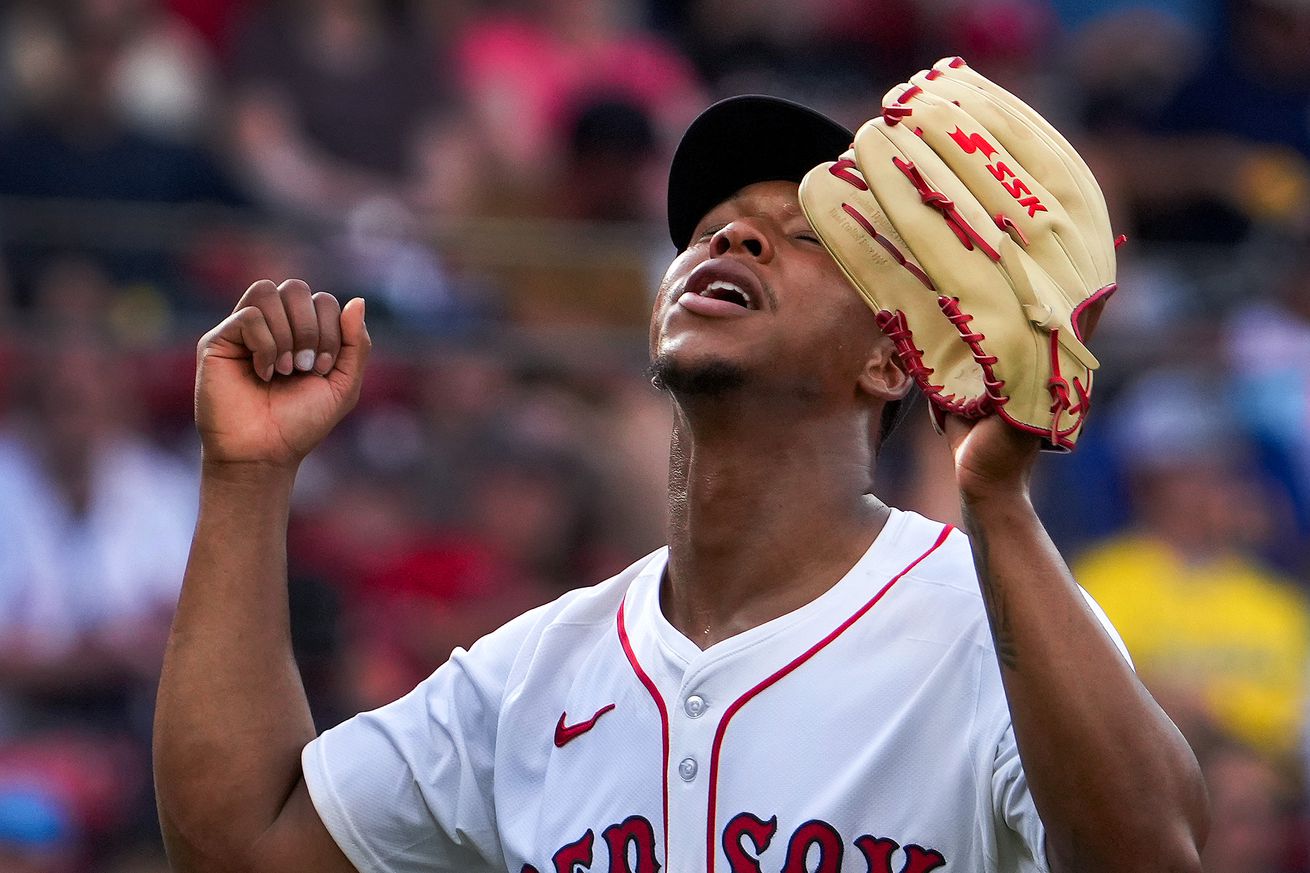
[[154, 279, 369, 873]]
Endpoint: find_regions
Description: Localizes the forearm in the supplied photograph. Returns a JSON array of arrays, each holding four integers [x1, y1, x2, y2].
[[154, 461, 314, 871], [963, 492, 1207, 873]]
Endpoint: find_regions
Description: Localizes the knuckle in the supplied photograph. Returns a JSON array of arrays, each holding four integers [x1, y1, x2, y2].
[[246, 280, 280, 300], [234, 279, 277, 312], [278, 278, 312, 296], [311, 291, 341, 311], [234, 306, 266, 329]]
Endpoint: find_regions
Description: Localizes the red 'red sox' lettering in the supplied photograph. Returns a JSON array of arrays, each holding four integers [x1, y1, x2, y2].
[[524, 817, 662, 873], [781, 820, 843, 872], [723, 812, 777, 872], [855, 836, 947, 873], [602, 817, 660, 873], [534, 815, 947, 873], [552, 829, 594, 873], [947, 126, 1048, 218]]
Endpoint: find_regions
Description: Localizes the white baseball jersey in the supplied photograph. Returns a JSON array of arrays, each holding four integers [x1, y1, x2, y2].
[[302, 508, 1129, 873]]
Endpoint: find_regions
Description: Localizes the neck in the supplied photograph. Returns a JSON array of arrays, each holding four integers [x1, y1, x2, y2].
[[661, 393, 889, 649]]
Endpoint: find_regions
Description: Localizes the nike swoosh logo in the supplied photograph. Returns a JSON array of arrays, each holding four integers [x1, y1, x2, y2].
[[554, 704, 616, 748]]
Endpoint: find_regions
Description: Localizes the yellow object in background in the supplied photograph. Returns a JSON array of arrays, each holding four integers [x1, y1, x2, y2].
[[1076, 535, 1310, 759]]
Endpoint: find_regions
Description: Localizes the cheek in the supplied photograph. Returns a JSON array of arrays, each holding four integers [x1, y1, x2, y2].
[[791, 285, 879, 358], [654, 255, 689, 307], [649, 250, 698, 349]]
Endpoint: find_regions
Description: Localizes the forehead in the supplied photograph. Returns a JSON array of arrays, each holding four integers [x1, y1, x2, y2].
[[695, 180, 807, 228]]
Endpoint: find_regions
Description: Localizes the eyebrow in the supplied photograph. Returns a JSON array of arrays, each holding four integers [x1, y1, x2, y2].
[[697, 196, 808, 233]]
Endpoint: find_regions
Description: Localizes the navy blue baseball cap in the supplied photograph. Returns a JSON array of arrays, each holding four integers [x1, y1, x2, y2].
[[667, 96, 853, 251]]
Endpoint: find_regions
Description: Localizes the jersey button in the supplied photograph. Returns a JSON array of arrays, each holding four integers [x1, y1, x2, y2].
[[684, 694, 707, 718], [678, 757, 698, 781]]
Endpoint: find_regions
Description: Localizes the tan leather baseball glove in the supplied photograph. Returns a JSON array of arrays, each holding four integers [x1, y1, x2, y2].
[[799, 57, 1121, 450]]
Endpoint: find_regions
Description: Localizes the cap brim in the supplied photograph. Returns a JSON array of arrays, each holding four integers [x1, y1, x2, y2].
[[667, 96, 853, 250]]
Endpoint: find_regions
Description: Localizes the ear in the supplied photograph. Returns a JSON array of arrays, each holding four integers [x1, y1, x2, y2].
[[857, 334, 912, 402]]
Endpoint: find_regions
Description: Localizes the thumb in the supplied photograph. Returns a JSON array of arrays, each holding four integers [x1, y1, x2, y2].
[[942, 414, 976, 456], [328, 297, 372, 400]]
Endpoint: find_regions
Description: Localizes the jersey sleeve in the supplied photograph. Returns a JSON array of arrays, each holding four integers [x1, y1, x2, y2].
[[991, 720, 1049, 872], [301, 609, 542, 873], [988, 584, 1133, 872], [1079, 584, 1134, 668]]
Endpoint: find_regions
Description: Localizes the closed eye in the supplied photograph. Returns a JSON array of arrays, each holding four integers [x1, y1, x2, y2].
[[794, 233, 822, 244]]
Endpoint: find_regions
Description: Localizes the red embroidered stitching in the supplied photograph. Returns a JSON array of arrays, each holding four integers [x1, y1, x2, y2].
[[1070, 283, 1117, 343], [873, 304, 999, 420], [937, 295, 1007, 415], [892, 157, 1001, 261], [875, 310, 943, 396], [882, 104, 913, 125], [993, 213, 1029, 246], [1044, 330, 1089, 449], [829, 158, 869, 190], [841, 203, 936, 291], [857, 228, 1096, 449]]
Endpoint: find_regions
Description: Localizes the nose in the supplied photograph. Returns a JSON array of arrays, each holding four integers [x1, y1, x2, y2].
[[709, 220, 773, 262]]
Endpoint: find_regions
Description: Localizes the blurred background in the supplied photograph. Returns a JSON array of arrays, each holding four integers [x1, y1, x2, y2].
[[0, 0, 1306, 870]]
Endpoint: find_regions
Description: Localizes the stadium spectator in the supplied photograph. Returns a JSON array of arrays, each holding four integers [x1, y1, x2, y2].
[[0, 322, 196, 738], [1226, 240, 1310, 549], [452, 0, 704, 182], [1074, 370, 1310, 760], [1074, 0, 1310, 242], [1198, 739, 1297, 873], [0, 1, 243, 306], [226, 0, 445, 217]]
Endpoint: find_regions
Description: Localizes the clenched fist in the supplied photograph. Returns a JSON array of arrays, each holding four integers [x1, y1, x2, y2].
[[195, 279, 371, 468]]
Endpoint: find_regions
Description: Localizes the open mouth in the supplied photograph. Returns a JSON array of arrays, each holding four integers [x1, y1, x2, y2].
[[697, 280, 754, 309], [680, 260, 766, 314]]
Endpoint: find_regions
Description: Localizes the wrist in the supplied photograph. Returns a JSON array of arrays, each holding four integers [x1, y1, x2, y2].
[[959, 482, 1033, 515], [200, 456, 300, 492]]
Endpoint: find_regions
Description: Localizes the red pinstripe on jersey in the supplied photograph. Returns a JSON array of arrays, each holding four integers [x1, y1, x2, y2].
[[705, 524, 955, 873], [617, 596, 671, 864]]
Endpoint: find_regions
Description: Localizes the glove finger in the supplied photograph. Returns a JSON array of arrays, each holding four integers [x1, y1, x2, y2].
[[923, 57, 1109, 231], [854, 116, 1100, 440], [879, 83, 1093, 308], [901, 61, 1111, 401], [799, 150, 992, 415], [799, 147, 925, 313], [913, 58, 1116, 284], [853, 116, 1011, 302], [853, 118, 1019, 410]]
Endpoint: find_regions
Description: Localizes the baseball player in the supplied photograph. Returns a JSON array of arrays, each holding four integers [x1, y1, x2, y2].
[[154, 61, 1207, 873]]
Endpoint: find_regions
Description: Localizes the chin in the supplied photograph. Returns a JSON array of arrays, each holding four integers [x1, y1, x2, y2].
[[648, 351, 749, 397]]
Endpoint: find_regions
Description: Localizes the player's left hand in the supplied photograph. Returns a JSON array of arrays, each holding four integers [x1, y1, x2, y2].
[[944, 414, 1041, 503]]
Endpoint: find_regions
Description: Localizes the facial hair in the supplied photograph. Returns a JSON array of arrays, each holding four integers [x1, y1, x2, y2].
[[648, 353, 748, 397]]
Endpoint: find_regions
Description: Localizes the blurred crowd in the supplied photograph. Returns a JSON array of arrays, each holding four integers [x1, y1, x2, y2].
[[0, 0, 1308, 870]]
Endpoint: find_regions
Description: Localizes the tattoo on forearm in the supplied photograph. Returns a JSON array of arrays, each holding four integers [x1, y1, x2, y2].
[[966, 511, 1019, 671]]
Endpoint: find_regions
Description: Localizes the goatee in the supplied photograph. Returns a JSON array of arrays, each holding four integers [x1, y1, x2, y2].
[[648, 354, 747, 397]]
